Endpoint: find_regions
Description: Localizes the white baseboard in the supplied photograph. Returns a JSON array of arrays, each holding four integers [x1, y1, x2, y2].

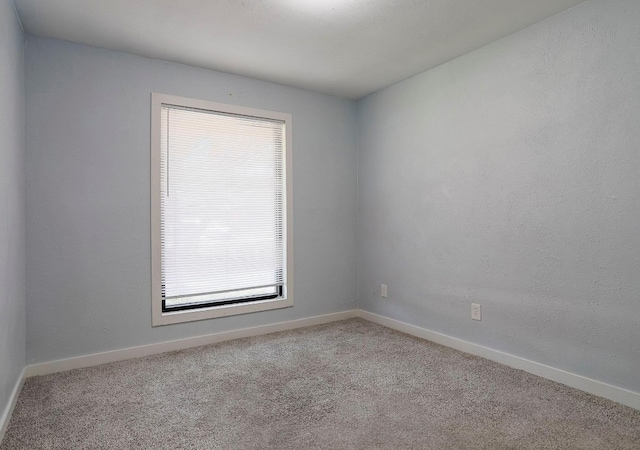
[[357, 310, 640, 411], [26, 310, 359, 377], [0, 368, 26, 444], [21, 308, 639, 412]]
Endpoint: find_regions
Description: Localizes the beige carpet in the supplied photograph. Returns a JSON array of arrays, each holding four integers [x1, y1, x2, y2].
[[2, 318, 639, 449]]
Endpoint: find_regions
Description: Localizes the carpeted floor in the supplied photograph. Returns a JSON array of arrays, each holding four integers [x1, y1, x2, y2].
[[2, 319, 640, 449]]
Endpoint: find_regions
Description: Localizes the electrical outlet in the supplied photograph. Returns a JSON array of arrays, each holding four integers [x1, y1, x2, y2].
[[381, 284, 388, 298], [471, 303, 482, 321]]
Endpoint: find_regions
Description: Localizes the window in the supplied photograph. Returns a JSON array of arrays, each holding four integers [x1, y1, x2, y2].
[[151, 93, 293, 326]]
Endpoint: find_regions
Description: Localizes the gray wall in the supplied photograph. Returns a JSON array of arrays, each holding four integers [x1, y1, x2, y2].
[[358, 0, 640, 393], [25, 36, 358, 364], [0, 0, 26, 420]]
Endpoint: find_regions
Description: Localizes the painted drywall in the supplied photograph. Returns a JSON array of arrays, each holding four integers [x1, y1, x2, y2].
[[0, 0, 26, 422], [25, 36, 357, 364], [358, 0, 640, 393], [13, 0, 586, 99]]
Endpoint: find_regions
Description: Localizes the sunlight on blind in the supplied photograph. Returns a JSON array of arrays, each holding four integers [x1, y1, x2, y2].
[[160, 105, 285, 306]]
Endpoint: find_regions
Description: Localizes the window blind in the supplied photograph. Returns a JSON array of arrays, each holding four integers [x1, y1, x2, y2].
[[160, 105, 285, 309]]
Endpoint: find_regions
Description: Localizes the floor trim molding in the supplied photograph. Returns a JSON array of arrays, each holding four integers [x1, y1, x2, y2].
[[25, 310, 359, 377], [357, 310, 640, 411], [0, 368, 26, 443], [20, 308, 639, 412]]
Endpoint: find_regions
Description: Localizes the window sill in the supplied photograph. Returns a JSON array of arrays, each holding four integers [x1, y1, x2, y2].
[[152, 296, 293, 326]]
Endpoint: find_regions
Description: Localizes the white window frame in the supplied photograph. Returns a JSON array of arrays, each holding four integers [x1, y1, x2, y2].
[[151, 93, 294, 326]]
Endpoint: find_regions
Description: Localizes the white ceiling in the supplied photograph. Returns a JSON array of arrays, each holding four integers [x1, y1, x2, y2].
[[13, 0, 586, 99]]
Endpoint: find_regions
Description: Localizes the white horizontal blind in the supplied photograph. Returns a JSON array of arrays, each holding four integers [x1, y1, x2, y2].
[[160, 104, 285, 308]]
